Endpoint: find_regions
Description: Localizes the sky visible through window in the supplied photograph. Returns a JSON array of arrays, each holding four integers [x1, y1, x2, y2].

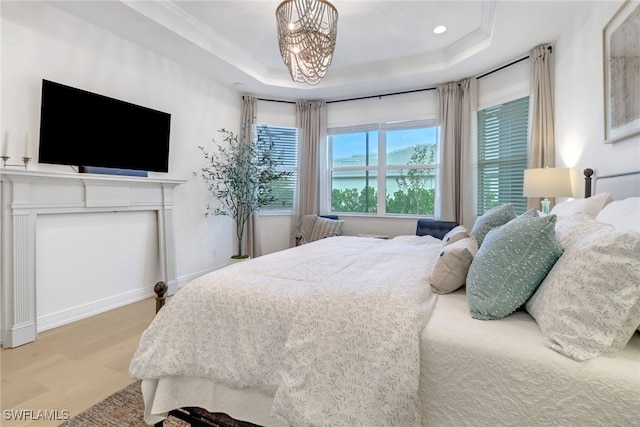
[[332, 127, 437, 160]]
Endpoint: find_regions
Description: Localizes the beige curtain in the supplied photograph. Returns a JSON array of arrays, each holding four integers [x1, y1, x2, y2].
[[528, 43, 555, 209], [292, 101, 327, 244], [437, 79, 477, 226], [241, 95, 261, 257]]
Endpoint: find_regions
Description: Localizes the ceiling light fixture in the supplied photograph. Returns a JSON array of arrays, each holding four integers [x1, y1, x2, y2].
[[276, 0, 338, 85], [433, 25, 447, 34]]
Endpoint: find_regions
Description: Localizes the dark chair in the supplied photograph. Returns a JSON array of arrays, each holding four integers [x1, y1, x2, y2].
[[320, 215, 339, 220], [416, 219, 459, 240]]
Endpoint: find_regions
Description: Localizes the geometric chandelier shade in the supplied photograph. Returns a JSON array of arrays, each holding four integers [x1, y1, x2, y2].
[[275, 0, 338, 85]]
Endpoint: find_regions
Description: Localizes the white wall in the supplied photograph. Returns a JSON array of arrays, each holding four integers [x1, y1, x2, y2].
[[554, 0, 640, 194], [477, 59, 529, 110], [1, 1, 241, 330], [36, 211, 159, 331]]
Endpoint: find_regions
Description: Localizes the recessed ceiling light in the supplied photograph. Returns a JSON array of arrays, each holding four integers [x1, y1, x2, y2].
[[433, 25, 447, 34]]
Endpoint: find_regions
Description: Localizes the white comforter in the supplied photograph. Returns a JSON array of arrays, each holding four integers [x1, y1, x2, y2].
[[130, 235, 440, 427]]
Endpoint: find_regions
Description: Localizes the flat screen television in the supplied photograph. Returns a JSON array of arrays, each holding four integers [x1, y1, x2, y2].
[[38, 79, 171, 174]]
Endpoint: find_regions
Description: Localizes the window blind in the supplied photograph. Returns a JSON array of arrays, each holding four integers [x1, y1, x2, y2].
[[477, 96, 529, 215], [258, 125, 298, 211]]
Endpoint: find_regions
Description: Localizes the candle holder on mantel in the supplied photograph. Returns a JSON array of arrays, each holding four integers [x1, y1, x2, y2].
[[1, 156, 31, 169]]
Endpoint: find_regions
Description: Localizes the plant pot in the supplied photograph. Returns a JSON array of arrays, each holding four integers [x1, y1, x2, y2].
[[227, 255, 250, 265]]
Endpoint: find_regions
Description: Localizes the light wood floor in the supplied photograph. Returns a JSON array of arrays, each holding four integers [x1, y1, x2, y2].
[[1, 298, 156, 427]]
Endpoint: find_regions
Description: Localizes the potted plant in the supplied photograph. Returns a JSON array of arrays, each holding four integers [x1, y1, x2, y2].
[[198, 126, 293, 260]]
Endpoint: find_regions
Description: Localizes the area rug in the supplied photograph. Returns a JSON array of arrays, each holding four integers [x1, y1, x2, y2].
[[60, 381, 260, 427]]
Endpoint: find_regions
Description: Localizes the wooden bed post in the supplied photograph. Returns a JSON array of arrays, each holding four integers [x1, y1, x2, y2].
[[584, 168, 594, 198], [154, 281, 168, 313]]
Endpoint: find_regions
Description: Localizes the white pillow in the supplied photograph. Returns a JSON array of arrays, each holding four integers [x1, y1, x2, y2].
[[526, 214, 640, 361], [439, 225, 469, 249], [595, 197, 640, 233], [430, 236, 478, 294], [550, 192, 612, 218]]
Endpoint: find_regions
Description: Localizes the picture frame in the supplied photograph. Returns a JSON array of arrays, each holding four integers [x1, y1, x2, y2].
[[603, 0, 640, 144]]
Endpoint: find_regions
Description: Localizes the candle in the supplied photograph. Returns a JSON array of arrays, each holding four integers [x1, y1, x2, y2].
[[2, 131, 8, 157], [24, 131, 29, 158]]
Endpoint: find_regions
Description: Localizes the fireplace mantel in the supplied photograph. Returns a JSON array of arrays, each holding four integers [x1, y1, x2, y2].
[[0, 169, 186, 347]]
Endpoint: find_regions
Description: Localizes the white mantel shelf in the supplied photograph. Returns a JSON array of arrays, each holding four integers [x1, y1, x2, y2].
[[0, 168, 186, 190], [0, 169, 186, 347]]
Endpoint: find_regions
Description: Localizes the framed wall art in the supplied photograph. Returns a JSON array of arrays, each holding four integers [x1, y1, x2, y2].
[[603, 0, 640, 144]]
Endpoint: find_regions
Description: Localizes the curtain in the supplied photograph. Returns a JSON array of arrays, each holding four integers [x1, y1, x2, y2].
[[292, 101, 327, 244], [528, 43, 555, 209], [437, 79, 477, 226], [241, 95, 261, 257]]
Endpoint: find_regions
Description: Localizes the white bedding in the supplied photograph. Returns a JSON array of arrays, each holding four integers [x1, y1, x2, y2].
[[139, 286, 640, 427], [130, 235, 440, 426], [131, 232, 640, 427], [420, 289, 640, 426]]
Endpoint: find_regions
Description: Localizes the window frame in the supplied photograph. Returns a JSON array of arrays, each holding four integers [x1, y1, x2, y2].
[[326, 119, 439, 217]]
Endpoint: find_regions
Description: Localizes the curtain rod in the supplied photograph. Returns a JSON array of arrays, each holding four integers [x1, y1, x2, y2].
[[476, 45, 552, 80], [256, 97, 295, 104], [475, 55, 528, 80], [255, 45, 551, 105], [257, 86, 437, 105], [326, 87, 436, 104], [256, 87, 436, 105]]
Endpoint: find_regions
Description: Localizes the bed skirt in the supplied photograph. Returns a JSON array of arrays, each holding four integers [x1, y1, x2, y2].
[[142, 377, 287, 427]]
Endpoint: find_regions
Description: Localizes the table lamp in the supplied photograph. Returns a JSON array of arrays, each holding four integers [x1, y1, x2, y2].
[[523, 167, 574, 214]]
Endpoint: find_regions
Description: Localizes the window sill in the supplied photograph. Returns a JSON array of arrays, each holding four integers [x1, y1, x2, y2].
[[258, 210, 294, 217]]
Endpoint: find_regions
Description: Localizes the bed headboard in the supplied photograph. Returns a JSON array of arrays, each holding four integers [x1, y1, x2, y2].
[[584, 168, 640, 199]]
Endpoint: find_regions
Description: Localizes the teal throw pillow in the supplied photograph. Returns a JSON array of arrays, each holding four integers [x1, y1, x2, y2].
[[466, 214, 562, 320], [470, 204, 517, 246], [519, 208, 540, 218]]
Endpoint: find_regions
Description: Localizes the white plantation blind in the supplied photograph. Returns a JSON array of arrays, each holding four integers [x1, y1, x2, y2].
[[259, 125, 298, 211], [477, 96, 529, 215]]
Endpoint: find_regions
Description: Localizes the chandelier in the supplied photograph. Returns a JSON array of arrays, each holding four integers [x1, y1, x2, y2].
[[276, 0, 338, 85]]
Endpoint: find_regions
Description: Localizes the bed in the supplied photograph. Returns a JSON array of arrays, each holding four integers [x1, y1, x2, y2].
[[130, 168, 640, 427]]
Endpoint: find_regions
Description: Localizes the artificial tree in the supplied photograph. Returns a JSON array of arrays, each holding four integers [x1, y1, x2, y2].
[[198, 127, 292, 259]]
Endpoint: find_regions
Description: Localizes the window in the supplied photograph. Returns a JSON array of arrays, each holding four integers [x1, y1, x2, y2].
[[328, 120, 438, 216], [257, 125, 298, 212], [477, 97, 529, 215]]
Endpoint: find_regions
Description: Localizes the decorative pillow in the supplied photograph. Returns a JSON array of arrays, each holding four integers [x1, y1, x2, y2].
[[309, 216, 344, 242], [439, 225, 469, 248], [466, 214, 562, 320], [470, 203, 517, 246], [430, 236, 478, 294], [519, 208, 540, 218], [526, 214, 640, 361], [595, 197, 640, 233], [550, 192, 612, 218]]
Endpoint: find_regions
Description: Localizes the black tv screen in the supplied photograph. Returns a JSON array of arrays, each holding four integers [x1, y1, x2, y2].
[[38, 79, 171, 173]]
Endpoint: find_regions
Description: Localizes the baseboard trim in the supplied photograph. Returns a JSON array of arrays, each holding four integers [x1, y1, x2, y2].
[[37, 287, 154, 333], [175, 266, 221, 291], [31, 267, 224, 335]]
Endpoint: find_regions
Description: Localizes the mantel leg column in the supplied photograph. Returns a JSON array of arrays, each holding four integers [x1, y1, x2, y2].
[[158, 185, 178, 296], [6, 212, 36, 347]]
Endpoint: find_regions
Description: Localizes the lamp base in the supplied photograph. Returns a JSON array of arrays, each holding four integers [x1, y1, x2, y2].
[[541, 198, 551, 215]]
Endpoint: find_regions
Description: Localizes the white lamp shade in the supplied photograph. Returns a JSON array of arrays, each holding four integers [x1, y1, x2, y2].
[[523, 168, 574, 198]]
